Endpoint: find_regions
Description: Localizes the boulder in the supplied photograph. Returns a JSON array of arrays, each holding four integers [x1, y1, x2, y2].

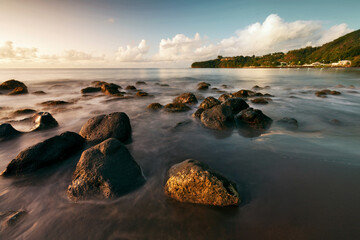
[[164, 103, 191, 113], [173, 93, 198, 104], [0, 80, 27, 91], [199, 97, 221, 109], [79, 112, 132, 145], [8, 87, 28, 95], [250, 98, 269, 104], [147, 103, 163, 111], [222, 98, 249, 114], [164, 159, 240, 206], [67, 138, 145, 201], [1, 132, 85, 176], [200, 104, 234, 130], [81, 87, 101, 94], [235, 108, 272, 130], [31, 112, 59, 130], [0, 124, 21, 141], [192, 108, 205, 119]]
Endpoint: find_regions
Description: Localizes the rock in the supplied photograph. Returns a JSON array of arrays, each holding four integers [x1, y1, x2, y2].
[[0, 80, 27, 91], [136, 81, 147, 85], [218, 94, 232, 102], [232, 89, 255, 98], [31, 112, 59, 130], [197, 82, 210, 90], [277, 117, 298, 130], [81, 87, 101, 94], [33, 91, 46, 95], [221, 84, 229, 89], [79, 112, 132, 145], [173, 93, 198, 104], [125, 85, 137, 90], [8, 87, 28, 95], [200, 104, 234, 130], [315, 89, 341, 98], [12, 109, 36, 116], [235, 108, 272, 130], [250, 98, 269, 104], [164, 103, 191, 113], [199, 97, 221, 109], [173, 120, 192, 129], [192, 108, 205, 119], [0, 124, 21, 141], [0, 211, 27, 230], [160, 84, 169, 87], [349, 85, 355, 89], [67, 138, 145, 201], [222, 98, 249, 115], [101, 84, 122, 96], [40, 100, 71, 106], [252, 85, 263, 90], [136, 91, 148, 97], [147, 103, 163, 111], [164, 159, 240, 206], [1, 132, 85, 176]]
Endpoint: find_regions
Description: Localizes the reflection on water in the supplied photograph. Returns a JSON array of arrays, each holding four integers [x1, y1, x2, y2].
[[0, 68, 359, 239]]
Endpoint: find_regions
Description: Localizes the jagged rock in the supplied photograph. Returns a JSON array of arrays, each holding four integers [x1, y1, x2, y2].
[[232, 89, 255, 98], [81, 87, 101, 94], [12, 109, 36, 116], [0, 124, 21, 141], [277, 117, 298, 130], [315, 89, 341, 98], [200, 104, 233, 130], [0, 211, 27, 230], [173, 93, 198, 104], [79, 112, 132, 145], [235, 108, 272, 130], [164, 159, 240, 206], [0, 80, 27, 91], [222, 98, 249, 114], [147, 103, 163, 111], [192, 108, 205, 119], [136, 91, 148, 97], [250, 98, 269, 104], [199, 97, 221, 109], [164, 103, 191, 112], [67, 138, 145, 201], [1, 132, 85, 176], [8, 87, 28, 95], [40, 100, 71, 106], [31, 112, 59, 130]]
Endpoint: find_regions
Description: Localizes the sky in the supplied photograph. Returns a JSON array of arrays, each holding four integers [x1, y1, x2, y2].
[[0, 0, 359, 68]]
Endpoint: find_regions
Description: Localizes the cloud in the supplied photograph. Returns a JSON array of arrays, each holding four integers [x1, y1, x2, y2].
[[115, 39, 150, 62], [107, 18, 115, 23], [0, 41, 38, 60]]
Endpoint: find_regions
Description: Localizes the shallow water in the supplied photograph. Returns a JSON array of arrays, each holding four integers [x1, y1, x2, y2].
[[0, 68, 359, 239]]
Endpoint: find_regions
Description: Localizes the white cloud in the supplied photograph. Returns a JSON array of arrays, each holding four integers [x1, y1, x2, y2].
[[317, 23, 352, 45], [115, 39, 150, 62], [0, 41, 38, 60]]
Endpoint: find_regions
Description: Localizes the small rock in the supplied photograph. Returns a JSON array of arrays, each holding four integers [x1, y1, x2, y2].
[[164, 103, 191, 113], [164, 159, 240, 206], [136, 81, 147, 85], [125, 85, 137, 90], [136, 91, 148, 97], [31, 112, 59, 130], [197, 82, 210, 90], [173, 93, 198, 104], [251, 98, 269, 104], [192, 108, 205, 119], [12, 109, 36, 116], [200, 104, 233, 130], [40, 100, 71, 106], [235, 108, 272, 130], [315, 89, 341, 98], [199, 97, 221, 109], [33, 91, 46, 95], [1, 132, 85, 176], [0, 124, 22, 142], [81, 87, 101, 94], [147, 103, 163, 111], [67, 138, 145, 201], [79, 112, 132, 145], [232, 90, 255, 98]]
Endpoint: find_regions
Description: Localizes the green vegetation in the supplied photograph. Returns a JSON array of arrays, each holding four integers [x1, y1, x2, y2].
[[192, 29, 360, 68]]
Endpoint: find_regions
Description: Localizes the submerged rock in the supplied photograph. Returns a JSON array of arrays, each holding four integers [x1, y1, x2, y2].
[[147, 103, 163, 111], [31, 112, 59, 130], [235, 108, 272, 130], [12, 109, 36, 116], [40, 100, 71, 106], [164, 103, 191, 112], [79, 112, 132, 145], [164, 159, 240, 206], [277, 117, 298, 130], [315, 89, 341, 98], [199, 97, 221, 109], [200, 104, 233, 130], [81, 87, 101, 94], [1, 132, 85, 176], [67, 138, 145, 201], [222, 98, 249, 115], [173, 93, 198, 104], [0, 124, 22, 141], [0, 210, 27, 231], [0, 80, 27, 91]]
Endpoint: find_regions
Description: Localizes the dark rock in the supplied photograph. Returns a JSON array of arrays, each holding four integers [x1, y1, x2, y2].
[[221, 84, 229, 89], [277, 117, 298, 130], [0, 124, 22, 141], [8, 87, 28, 95], [147, 103, 163, 111], [251, 98, 269, 104], [31, 112, 59, 130], [199, 97, 221, 109], [12, 109, 36, 116], [222, 98, 249, 115], [33, 91, 46, 95], [197, 82, 210, 90], [125, 85, 137, 90], [0, 80, 27, 90], [192, 108, 205, 119], [1, 132, 85, 176], [200, 104, 234, 130], [101, 84, 122, 96], [160, 84, 169, 87], [315, 89, 341, 98], [79, 112, 131, 145], [164, 103, 191, 113], [252, 85, 263, 90], [218, 94, 232, 102], [235, 108, 272, 130], [232, 89, 255, 98], [136, 91, 148, 97], [0, 210, 27, 230], [40, 100, 71, 106], [67, 138, 145, 201], [136, 81, 147, 85], [164, 159, 240, 206], [173, 93, 198, 104], [81, 87, 101, 94]]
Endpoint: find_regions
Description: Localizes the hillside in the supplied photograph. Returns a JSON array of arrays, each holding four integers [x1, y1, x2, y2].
[[191, 29, 360, 68]]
